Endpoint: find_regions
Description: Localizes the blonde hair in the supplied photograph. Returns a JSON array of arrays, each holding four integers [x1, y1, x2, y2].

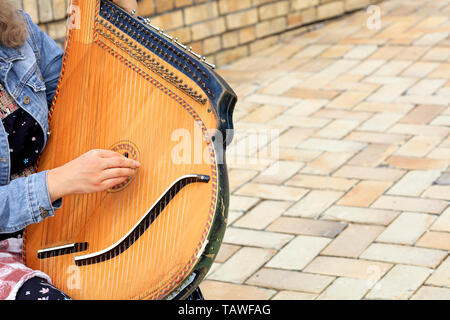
[[0, 0, 28, 48]]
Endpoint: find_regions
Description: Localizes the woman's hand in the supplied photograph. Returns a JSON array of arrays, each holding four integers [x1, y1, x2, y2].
[[47, 149, 141, 202], [111, 0, 138, 15]]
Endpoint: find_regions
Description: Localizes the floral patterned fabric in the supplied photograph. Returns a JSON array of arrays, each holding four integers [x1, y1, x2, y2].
[[0, 81, 53, 300]]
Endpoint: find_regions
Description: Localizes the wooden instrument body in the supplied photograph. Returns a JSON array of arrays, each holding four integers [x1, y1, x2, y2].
[[23, 0, 236, 300]]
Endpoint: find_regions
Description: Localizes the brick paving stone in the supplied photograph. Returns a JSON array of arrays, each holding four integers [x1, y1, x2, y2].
[[204, 0, 450, 300], [333, 165, 405, 181], [365, 265, 432, 300], [298, 138, 366, 153], [266, 236, 331, 270], [328, 91, 371, 110], [252, 161, 304, 185], [376, 212, 436, 245], [285, 174, 357, 191], [322, 205, 400, 226], [247, 268, 335, 294], [386, 170, 442, 196], [271, 291, 317, 300], [411, 286, 450, 300], [422, 185, 450, 200], [425, 256, 450, 288], [430, 207, 450, 233], [371, 195, 448, 214], [416, 231, 450, 251], [348, 144, 398, 167], [208, 247, 276, 283], [233, 200, 292, 230], [358, 112, 404, 132], [214, 244, 241, 263], [344, 131, 408, 144], [303, 256, 392, 280], [317, 277, 371, 300], [394, 135, 444, 157], [360, 243, 447, 268], [301, 152, 355, 175], [200, 280, 276, 300], [229, 195, 260, 212], [386, 156, 449, 170], [285, 190, 344, 218], [266, 217, 347, 238], [337, 181, 392, 207], [314, 119, 360, 139], [321, 224, 385, 258], [235, 183, 309, 201], [223, 227, 294, 250]]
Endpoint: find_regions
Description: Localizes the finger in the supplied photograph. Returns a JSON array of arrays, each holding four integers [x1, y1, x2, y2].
[[101, 168, 136, 181], [100, 157, 141, 170], [101, 176, 129, 190], [94, 149, 125, 158]]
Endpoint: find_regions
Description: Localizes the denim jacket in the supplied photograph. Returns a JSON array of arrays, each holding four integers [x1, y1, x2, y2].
[[0, 12, 63, 234]]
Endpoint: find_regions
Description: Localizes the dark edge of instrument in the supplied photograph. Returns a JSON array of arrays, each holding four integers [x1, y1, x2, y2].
[[101, 0, 236, 145], [101, 1, 237, 299]]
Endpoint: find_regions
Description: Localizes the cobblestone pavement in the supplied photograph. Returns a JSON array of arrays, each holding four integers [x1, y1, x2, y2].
[[199, 0, 450, 300]]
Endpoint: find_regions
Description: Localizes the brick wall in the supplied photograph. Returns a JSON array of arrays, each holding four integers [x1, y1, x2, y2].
[[13, 0, 381, 66]]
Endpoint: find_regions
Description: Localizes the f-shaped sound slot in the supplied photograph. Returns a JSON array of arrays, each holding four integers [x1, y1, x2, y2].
[[74, 174, 210, 266]]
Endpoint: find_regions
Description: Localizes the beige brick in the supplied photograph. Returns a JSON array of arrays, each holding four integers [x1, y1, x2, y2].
[[247, 268, 334, 294], [386, 156, 448, 171], [267, 217, 347, 238], [348, 143, 398, 167], [425, 256, 450, 287], [201, 280, 276, 300], [423, 185, 450, 201], [416, 231, 450, 251], [386, 170, 442, 196], [366, 265, 432, 300], [255, 17, 287, 38], [253, 161, 304, 185], [266, 235, 331, 270], [376, 212, 436, 245], [235, 183, 308, 201], [315, 119, 360, 139], [286, 174, 357, 191], [318, 277, 370, 300], [360, 243, 447, 268], [431, 207, 450, 233], [299, 138, 366, 153], [337, 181, 392, 207], [191, 18, 227, 41], [149, 10, 184, 30], [322, 205, 400, 226], [208, 247, 275, 283], [233, 200, 292, 230], [411, 286, 450, 300], [226, 9, 258, 30], [271, 291, 317, 300], [371, 195, 448, 214], [395, 136, 443, 158], [184, 2, 219, 24], [258, 1, 289, 20], [214, 244, 240, 263], [303, 256, 392, 280], [322, 224, 384, 258], [285, 190, 344, 218], [317, 1, 344, 20], [223, 227, 294, 249], [333, 165, 406, 182], [218, 0, 252, 14]]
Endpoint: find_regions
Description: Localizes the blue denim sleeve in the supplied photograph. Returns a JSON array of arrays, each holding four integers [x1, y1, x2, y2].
[[22, 12, 63, 106], [0, 171, 61, 234]]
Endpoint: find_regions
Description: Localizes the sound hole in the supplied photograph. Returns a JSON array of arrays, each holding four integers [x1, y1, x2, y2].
[[108, 141, 139, 192]]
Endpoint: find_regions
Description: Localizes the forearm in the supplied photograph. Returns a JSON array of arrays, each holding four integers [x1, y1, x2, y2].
[[0, 172, 60, 234]]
